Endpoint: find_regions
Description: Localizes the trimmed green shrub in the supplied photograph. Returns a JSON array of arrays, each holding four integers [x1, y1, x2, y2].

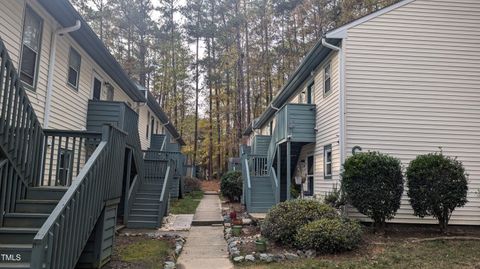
[[220, 171, 242, 202], [295, 218, 363, 253], [324, 185, 346, 209], [184, 177, 201, 193], [341, 151, 403, 232], [261, 199, 337, 245], [406, 152, 468, 233]]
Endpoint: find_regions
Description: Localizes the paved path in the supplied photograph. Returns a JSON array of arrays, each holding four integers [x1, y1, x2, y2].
[[177, 193, 233, 269]]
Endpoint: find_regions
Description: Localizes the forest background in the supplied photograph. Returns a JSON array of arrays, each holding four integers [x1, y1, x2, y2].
[[71, 0, 399, 178]]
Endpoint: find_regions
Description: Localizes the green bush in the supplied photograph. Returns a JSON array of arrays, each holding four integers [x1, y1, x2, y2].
[[184, 177, 201, 193], [341, 151, 403, 232], [324, 185, 346, 209], [406, 152, 468, 233], [261, 199, 337, 245], [220, 171, 242, 202], [295, 218, 363, 253]]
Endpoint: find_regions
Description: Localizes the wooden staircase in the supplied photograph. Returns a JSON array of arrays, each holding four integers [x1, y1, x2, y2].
[[127, 183, 164, 228], [0, 187, 66, 268], [0, 37, 127, 268]]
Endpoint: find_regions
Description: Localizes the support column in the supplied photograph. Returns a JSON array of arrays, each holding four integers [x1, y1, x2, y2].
[[276, 145, 281, 203], [286, 141, 291, 200]]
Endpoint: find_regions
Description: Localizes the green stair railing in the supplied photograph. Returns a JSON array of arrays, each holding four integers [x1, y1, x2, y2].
[[31, 125, 127, 269]]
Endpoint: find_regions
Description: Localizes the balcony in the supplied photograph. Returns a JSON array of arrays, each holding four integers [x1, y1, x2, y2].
[[86, 100, 139, 147], [274, 103, 316, 144]]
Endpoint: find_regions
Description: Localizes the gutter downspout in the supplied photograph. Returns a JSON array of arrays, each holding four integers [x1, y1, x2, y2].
[[322, 38, 346, 167], [44, 20, 81, 128]]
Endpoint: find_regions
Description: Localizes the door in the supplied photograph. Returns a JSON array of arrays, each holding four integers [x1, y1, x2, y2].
[[304, 155, 314, 196], [92, 75, 102, 100]]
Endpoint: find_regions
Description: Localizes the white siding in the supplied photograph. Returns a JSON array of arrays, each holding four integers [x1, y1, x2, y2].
[[0, 1, 142, 132], [344, 0, 480, 225], [311, 52, 341, 197]]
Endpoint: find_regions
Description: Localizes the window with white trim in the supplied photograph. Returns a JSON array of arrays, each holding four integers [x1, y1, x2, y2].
[[324, 144, 332, 179], [67, 48, 81, 89], [20, 6, 43, 88], [324, 63, 331, 95]]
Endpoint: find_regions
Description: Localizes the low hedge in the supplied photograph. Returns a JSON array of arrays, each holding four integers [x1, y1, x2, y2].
[[261, 199, 337, 246], [295, 218, 363, 253]]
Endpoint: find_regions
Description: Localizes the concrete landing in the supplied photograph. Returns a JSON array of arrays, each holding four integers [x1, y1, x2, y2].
[[191, 194, 224, 226], [177, 194, 233, 269]]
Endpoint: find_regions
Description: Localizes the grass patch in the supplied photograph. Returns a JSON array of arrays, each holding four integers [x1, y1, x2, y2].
[[170, 190, 204, 214], [240, 240, 480, 269], [116, 238, 173, 269]]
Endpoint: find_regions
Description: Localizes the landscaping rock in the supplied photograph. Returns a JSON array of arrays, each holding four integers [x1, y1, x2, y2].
[[164, 261, 176, 269], [245, 254, 255, 262], [297, 250, 305, 257], [259, 253, 273, 263], [273, 254, 286, 261], [285, 252, 299, 260], [305, 249, 316, 258], [242, 218, 253, 225], [233, 256, 244, 263]]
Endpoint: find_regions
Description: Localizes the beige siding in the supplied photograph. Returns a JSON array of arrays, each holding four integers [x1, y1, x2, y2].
[[0, 1, 140, 131], [311, 51, 341, 197], [344, 0, 480, 224]]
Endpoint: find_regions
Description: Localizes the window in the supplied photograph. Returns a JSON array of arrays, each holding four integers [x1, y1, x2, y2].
[[304, 155, 314, 196], [92, 77, 102, 100], [324, 63, 331, 95], [57, 149, 72, 186], [20, 6, 43, 88], [105, 83, 114, 101], [146, 111, 150, 139], [156, 120, 160, 134], [68, 48, 81, 89], [307, 82, 314, 104], [150, 117, 155, 137], [324, 144, 332, 179]]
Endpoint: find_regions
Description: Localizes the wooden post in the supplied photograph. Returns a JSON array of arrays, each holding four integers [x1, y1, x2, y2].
[[287, 140, 291, 200], [277, 145, 281, 202]]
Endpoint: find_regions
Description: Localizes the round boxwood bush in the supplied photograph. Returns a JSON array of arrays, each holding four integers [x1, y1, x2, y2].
[[406, 152, 468, 233], [295, 218, 363, 253], [261, 199, 337, 246], [341, 151, 403, 232], [220, 171, 242, 202]]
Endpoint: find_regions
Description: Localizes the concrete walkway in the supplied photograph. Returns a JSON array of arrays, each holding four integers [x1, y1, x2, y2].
[[177, 193, 233, 269]]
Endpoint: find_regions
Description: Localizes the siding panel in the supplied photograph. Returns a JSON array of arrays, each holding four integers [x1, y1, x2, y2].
[[345, 0, 480, 224]]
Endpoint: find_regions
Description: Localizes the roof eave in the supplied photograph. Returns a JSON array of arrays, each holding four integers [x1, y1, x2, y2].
[[37, 0, 146, 103]]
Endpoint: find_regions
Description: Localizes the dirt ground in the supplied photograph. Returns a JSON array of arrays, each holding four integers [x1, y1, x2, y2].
[[201, 179, 220, 192]]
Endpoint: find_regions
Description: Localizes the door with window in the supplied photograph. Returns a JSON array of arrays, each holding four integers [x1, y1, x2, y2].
[[304, 155, 314, 196], [92, 75, 102, 100], [57, 149, 72, 186]]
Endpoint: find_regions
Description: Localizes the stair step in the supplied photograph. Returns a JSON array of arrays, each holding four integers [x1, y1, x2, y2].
[[130, 209, 158, 215], [27, 186, 67, 200], [0, 263, 30, 268], [136, 192, 161, 199], [15, 200, 58, 214], [134, 197, 160, 203], [132, 203, 159, 210], [127, 220, 157, 229], [0, 228, 38, 244], [0, 244, 32, 263], [3, 213, 49, 228], [129, 214, 158, 222]]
